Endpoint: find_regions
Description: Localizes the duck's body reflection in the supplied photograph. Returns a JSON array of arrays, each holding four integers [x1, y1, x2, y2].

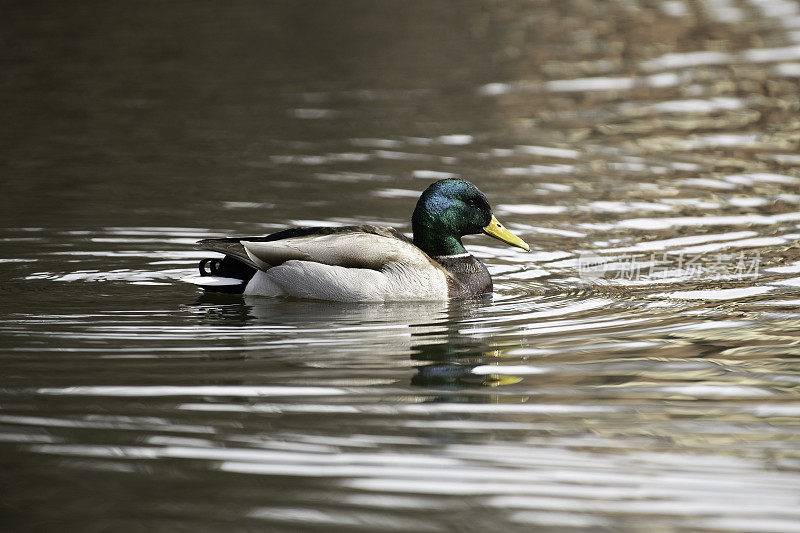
[[191, 293, 520, 392]]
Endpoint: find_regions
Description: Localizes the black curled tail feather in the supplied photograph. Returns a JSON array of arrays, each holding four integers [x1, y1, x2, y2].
[[199, 258, 221, 276], [197, 255, 258, 293]]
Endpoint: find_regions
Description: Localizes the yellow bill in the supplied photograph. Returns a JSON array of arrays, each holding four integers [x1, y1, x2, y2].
[[482, 215, 530, 251]]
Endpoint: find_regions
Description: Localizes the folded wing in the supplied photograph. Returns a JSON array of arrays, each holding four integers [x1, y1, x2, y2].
[[241, 231, 436, 272]]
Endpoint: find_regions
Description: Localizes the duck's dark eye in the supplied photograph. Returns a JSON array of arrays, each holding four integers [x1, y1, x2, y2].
[[465, 198, 478, 207]]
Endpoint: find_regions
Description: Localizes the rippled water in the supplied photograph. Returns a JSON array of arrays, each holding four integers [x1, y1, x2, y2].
[[3, 1, 800, 531]]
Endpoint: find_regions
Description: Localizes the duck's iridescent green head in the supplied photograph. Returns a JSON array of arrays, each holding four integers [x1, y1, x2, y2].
[[412, 178, 529, 257]]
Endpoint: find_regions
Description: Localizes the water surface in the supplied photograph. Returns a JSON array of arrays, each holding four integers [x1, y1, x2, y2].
[[3, 1, 800, 531]]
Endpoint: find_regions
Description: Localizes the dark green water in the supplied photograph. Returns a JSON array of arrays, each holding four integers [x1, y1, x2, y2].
[[3, 1, 800, 531]]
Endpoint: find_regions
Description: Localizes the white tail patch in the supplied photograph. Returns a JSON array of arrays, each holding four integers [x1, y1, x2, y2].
[[181, 275, 243, 287]]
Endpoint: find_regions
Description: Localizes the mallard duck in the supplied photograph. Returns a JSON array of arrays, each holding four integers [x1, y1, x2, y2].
[[184, 178, 529, 301]]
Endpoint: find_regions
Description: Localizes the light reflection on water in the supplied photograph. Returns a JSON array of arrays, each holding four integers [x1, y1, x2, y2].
[[3, 0, 800, 531]]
